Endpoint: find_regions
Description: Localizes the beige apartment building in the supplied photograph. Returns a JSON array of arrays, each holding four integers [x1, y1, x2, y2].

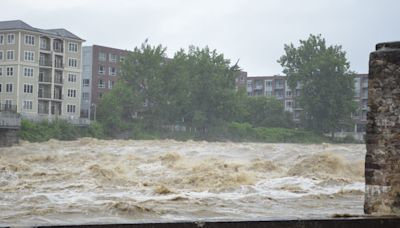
[[0, 20, 86, 124]]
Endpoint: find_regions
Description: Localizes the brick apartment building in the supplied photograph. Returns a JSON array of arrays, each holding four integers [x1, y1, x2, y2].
[[81, 45, 129, 119], [244, 73, 368, 135], [0, 20, 86, 124]]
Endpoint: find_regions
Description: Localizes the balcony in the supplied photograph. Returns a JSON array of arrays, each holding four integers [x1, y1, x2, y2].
[[39, 53, 52, 67], [38, 91, 51, 99], [362, 81, 368, 88], [38, 101, 49, 114], [54, 71, 63, 84], [53, 39, 64, 53], [39, 73, 52, 83], [254, 83, 263, 90], [0, 104, 17, 113]]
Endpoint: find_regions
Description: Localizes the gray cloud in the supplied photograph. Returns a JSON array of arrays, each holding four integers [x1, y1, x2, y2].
[[1, 0, 399, 75]]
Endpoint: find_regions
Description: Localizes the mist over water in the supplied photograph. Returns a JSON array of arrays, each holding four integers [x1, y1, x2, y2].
[[0, 139, 366, 226]]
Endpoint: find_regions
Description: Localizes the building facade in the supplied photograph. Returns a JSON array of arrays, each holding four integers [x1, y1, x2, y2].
[[0, 20, 86, 124], [245, 74, 368, 134], [81, 45, 129, 120]]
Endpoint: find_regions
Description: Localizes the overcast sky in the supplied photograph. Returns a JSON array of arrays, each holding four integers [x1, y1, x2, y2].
[[1, 0, 399, 75]]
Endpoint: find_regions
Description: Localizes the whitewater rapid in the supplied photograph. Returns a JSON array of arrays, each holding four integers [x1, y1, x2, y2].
[[0, 139, 366, 226]]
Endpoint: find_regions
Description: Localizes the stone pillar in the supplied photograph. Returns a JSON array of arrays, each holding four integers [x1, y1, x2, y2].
[[365, 41, 400, 214]]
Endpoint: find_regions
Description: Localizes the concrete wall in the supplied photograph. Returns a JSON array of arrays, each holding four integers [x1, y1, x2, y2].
[[365, 41, 400, 214]]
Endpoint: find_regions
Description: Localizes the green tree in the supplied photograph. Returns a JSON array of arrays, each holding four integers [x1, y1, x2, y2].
[[245, 96, 293, 128], [278, 34, 356, 136]]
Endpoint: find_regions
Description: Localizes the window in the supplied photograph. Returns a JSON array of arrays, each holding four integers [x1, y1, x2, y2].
[[68, 58, 78, 68], [6, 67, 13, 76], [24, 67, 34, 77], [7, 50, 14, 60], [98, 80, 105, 88], [109, 67, 116, 76], [265, 91, 272, 96], [6, 83, 12, 92], [5, 100, 12, 109], [83, 79, 90, 87], [265, 80, 273, 87], [0, 51, 3, 60], [0, 67, 2, 76], [7, 34, 15, 44], [108, 80, 114, 89], [25, 35, 35, 45], [23, 100, 33, 110], [98, 65, 105, 74], [286, 91, 292, 97], [40, 38, 48, 49], [98, 92, 103, 99], [0, 34, 3, 44], [109, 53, 117, 62], [82, 92, 89, 100], [98, 52, 106, 61], [23, 84, 33, 93], [0, 84, 2, 92], [67, 89, 77, 98], [68, 74, 77, 82], [24, 51, 35, 62], [68, 42, 78, 52], [119, 56, 125, 63], [67, 104, 76, 113]]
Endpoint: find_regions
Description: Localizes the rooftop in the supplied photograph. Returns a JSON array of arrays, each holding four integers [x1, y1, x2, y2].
[[0, 20, 84, 41]]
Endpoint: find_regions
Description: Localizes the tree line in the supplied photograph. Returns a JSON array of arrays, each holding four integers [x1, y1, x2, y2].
[[96, 34, 356, 140]]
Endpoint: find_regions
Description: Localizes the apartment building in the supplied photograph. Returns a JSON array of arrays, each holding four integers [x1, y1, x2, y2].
[[0, 20, 85, 124], [81, 45, 129, 119], [245, 74, 368, 133]]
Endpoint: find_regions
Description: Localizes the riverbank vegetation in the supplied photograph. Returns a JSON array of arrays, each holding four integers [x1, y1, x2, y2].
[[19, 35, 360, 144]]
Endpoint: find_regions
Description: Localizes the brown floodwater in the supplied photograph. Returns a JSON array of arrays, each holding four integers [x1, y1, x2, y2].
[[0, 139, 366, 226]]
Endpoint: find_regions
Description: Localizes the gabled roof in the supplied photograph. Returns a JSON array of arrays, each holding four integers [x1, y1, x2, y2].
[[0, 20, 84, 41], [46, 28, 83, 40], [0, 20, 35, 31]]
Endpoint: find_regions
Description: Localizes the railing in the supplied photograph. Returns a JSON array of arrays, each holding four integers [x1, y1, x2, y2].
[[53, 93, 63, 100], [39, 74, 52, 83], [54, 77, 63, 84], [254, 84, 263, 90], [38, 91, 51, 99], [54, 62, 64, 69], [0, 104, 17, 113], [39, 60, 52, 67]]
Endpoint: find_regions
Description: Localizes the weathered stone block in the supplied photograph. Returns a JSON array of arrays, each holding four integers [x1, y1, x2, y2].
[[365, 41, 400, 214]]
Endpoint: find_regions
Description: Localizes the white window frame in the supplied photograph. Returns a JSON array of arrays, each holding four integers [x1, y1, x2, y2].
[[24, 51, 35, 62], [6, 67, 14, 76], [0, 67, 2, 76], [67, 104, 76, 113], [23, 100, 33, 110], [68, 42, 78, 52], [68, 73, 77, 82], [109, 53, 117, 62], [98, 52, 106, 61], [0, 34, 4, 45], [6, 83, 13, 93], [98, 65, 105, 75], [24, 67, 34, 77], [25, 34, 35, 45], [67, 89, 77, 98], [6, 50, 14, 61], [7, 34, 15, 44], [68, 58, 78, 68], [108, 80, 114, 89], [109, 67, 116, 76], [98, 79, 105, 88], [0, 50, 3, 60], [83, 79, 90, 87], [23, 84, 33, 93]]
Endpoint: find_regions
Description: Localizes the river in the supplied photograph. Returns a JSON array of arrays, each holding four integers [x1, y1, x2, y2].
[[0, 139, 366, 226]]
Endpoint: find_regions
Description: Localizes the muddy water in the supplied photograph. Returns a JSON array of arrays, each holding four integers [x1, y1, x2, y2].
[[0, 139, 366, 226]]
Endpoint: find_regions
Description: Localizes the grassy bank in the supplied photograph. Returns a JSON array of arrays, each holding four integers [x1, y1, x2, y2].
[[18, 119, 341, 144]]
